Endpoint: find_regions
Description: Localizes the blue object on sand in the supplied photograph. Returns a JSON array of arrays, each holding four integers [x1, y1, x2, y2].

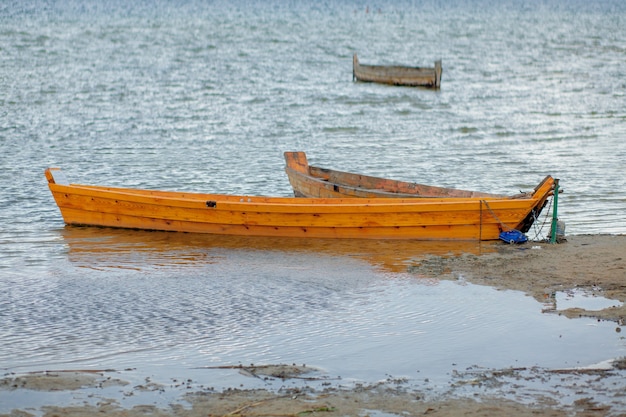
[[499, 230, 528, 244]]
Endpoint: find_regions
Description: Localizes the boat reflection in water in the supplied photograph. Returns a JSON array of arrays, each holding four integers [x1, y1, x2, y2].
[[60, 227, 498, 274]]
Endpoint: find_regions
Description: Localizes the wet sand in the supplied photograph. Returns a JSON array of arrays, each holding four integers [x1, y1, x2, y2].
[[2, 234, 625, 417], [411, 234, 626, 323]]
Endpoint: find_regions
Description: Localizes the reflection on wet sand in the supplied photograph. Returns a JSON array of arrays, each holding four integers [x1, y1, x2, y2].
[[60, 226, 498, 273]]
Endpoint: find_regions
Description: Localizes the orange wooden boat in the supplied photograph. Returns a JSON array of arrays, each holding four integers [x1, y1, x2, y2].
[[353, 53, 442, 88], [284, 151, 537, 199], [45, 167, 554, 241]]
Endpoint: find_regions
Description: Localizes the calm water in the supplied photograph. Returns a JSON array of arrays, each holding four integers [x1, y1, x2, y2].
[[1, 0, 625, 412]]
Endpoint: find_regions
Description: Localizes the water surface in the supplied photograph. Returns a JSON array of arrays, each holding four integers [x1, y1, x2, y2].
[[1, 0, 625, 412]]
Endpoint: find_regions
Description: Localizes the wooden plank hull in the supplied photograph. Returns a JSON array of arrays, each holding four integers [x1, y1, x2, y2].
[[353, 54, 442, 88], [45, 167, 554, 241], [284, 151, 535, 199]]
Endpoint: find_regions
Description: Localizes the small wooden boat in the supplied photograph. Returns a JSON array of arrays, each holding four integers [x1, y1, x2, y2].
[[353, 53, 442, 88], [284, 151, 533, 199], [45, 167, 554, 241]]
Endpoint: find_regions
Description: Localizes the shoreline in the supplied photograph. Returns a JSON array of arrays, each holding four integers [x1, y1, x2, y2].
[[409, 234, 626, 323]]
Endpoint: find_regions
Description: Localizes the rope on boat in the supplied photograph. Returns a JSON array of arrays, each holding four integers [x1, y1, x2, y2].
[[528, 196, 555, 242], [481, 193, 560, 243], [481, 199, 533, 243], [480, 199, 516, 232]]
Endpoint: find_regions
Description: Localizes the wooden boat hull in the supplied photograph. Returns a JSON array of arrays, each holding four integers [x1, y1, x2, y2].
[[353, 54, 442, 88], [45, 167, 554, 241], [284, 151, 534, 199]]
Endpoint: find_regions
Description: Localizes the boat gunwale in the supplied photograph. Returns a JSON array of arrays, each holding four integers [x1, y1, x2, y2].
[[48, 181, 544, 212]]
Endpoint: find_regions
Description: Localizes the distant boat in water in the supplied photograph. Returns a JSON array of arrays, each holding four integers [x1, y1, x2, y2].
[[352, 53, 442, 88]]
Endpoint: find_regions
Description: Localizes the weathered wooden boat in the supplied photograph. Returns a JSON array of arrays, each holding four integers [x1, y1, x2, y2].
[[45, 167, 554, 241], [284, 151, 535, 199], [353, 53, 442, 88]]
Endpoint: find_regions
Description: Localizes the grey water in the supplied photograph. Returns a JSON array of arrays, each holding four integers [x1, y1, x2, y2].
[[1, 0, 625, 412]]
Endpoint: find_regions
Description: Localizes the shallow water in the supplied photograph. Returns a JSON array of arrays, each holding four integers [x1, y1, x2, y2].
[[3, 232, 619, 375], [2, 229, 625, 412], [1, 0, 625, 412]]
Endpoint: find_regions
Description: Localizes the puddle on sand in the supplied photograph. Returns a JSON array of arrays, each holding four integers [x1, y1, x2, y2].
[[542, 288, 623, 312]]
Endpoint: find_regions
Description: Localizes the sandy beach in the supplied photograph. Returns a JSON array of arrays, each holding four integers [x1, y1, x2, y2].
[[2, 234, 624, 417]]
